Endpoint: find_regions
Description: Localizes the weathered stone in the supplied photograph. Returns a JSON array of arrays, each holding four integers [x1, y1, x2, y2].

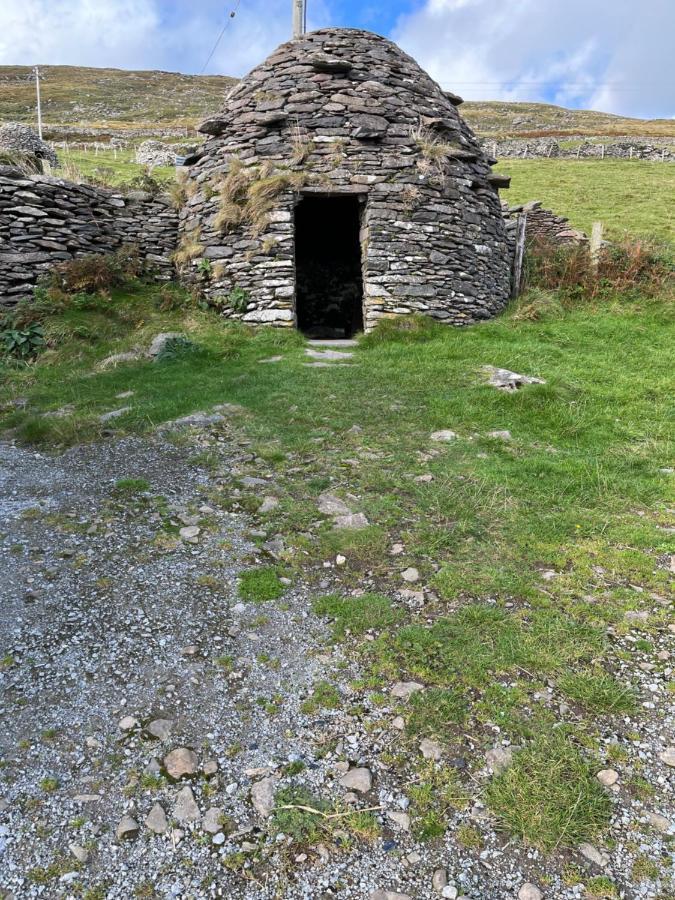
[[485, 745, 513, 774], [388, 811, 411, 831], [431, 430, 458, 442], [146, 718, 173, 741], [658, 747, 675, 767], [370, 891, 412, 900], [391, 681, 424, 700], [164, 747, 198, 779], [647, 811, 672, 833], [202, 806, 225, 834], [518, 885, 543, 900], [116, 815, 140, 841], [173, 786, 200, 823], [482, 366, 546, 391], [145, 802, 168, 834], [579, 842, 609, 867], [420, 738, 442, 761], [317, 492, 352, 516], [251, 775, 278, 818], [340, 767, 372, 793], [596, 769, 619, 787]]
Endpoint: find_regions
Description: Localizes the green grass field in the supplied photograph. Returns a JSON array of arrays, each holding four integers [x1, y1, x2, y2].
[[497, 158, 675, 242], [1, 153, 673, 868], [57, 146, 174, 188]]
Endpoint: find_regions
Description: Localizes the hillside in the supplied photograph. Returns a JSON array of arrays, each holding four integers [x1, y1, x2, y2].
[[1, 64, 673, 139]]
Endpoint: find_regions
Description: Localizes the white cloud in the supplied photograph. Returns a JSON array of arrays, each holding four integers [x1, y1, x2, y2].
[[393, 0, 674, 119], [0, 0, 672, 118]]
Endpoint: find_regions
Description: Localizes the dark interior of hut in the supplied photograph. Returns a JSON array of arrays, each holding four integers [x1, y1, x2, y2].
[[294, 195, 364, 338]]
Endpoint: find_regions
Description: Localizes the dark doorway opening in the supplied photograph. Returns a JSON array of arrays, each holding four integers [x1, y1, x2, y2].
[[295, 195, 364, 338]]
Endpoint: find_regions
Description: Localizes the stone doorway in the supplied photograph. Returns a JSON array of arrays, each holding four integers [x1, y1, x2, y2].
[[294, 195, 364, 338]]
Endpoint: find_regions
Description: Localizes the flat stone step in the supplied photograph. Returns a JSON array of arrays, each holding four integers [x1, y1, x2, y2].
[[307, 339, 358, 348], [305, 348, 354, 361]]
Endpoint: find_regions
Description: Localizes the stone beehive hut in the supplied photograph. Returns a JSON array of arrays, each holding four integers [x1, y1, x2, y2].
[[179, 27, 512, 336], [0, 122, 59, 170]]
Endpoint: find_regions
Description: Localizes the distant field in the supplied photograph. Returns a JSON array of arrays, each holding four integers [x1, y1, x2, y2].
[[496, 159, 675, 243], [3, 65, 674, 140], [57, 146, 175, 187]]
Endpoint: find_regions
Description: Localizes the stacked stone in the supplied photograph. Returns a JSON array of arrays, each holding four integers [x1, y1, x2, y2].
[[485, 137, 674, 161], [0, 122, 59, 168], [179, 27, 512, 330], [0, 167, 178, 304], [503, 200, 588, 246], [135, 140, 178, 168]]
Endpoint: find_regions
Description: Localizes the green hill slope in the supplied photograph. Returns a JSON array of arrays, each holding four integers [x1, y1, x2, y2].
[[1, 65, 672, 139]]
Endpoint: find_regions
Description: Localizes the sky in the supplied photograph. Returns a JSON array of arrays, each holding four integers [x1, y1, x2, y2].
[[0, 0, 672, 119]]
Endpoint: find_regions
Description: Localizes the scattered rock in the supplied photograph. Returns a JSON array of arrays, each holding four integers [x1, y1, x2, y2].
[[647, 811, 672, 833], [487, 430, 512, 440], [259, 496, 279, 513], [579, 842, 609, 867], [392, 716, 405, 730], [387, 811, 411, 831], [68, 843, 89, 863], [482, 365, 546, 391], [146, 332, 185, 358], [390, 681, 424, 700], [430, 430, 457, 442], [99, 406, 131, 423], [518, 885, 543, 900], [179, 525, 201, 543], [146, 718, 172, 741], [401, 567, 419, 583], [116, 815, 140, 841], [432, 868, 448, 892], [596, 769, 619, 787], [203, 759, 218, 777], [145, 802, 168, 834], [370, 892, 412, 900], [97, 351, 141, 370], [173, 786, 200, 823], [251, 775, 278, 818], [420, 738, 442, 761], [658, 747, 675, 767], [202, 807, 225, 834], [118, 715, 138, 732], [340, 767, 372, 793], [164, 747, 198, 779], [317, 492, 353, 516], [334, 512, 370, 529], [485, 745, 513, 774]]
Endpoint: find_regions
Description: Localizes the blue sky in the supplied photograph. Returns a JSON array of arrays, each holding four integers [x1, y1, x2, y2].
[[0, 0, 672, 119]]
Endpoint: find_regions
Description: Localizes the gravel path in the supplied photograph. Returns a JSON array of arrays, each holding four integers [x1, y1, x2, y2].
[[0, 435, 673, 900]]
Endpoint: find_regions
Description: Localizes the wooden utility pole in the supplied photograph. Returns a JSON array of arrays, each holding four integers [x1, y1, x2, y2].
[[33, 66, 43, 139], [511, 213, 527, 299], [293, 0, 306, 38]]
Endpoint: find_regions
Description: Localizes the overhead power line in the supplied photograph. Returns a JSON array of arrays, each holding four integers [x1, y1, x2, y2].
[[199, 1, 242, 76]]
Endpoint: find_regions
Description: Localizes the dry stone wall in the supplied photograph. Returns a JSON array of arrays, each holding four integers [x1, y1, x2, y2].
[[484, 137, 674, 161], [0, 166, 178, 304], [503, 200, 588, 246], [179, 27, 512, 330]]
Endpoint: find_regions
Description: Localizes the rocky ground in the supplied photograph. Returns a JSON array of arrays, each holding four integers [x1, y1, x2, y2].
[[0, 423, 673, 900]]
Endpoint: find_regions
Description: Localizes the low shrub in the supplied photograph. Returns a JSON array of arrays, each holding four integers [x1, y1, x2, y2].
[[523, 236, 673, 303], [44, 245, 143, 297], [0, 322, 46, 359]]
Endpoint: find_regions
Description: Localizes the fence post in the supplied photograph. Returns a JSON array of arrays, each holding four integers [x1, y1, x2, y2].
[[512, 213, 528, 299], [630, 146, 634, 159], [590, 221, 604, 273], [601, 144, 605, 159]]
